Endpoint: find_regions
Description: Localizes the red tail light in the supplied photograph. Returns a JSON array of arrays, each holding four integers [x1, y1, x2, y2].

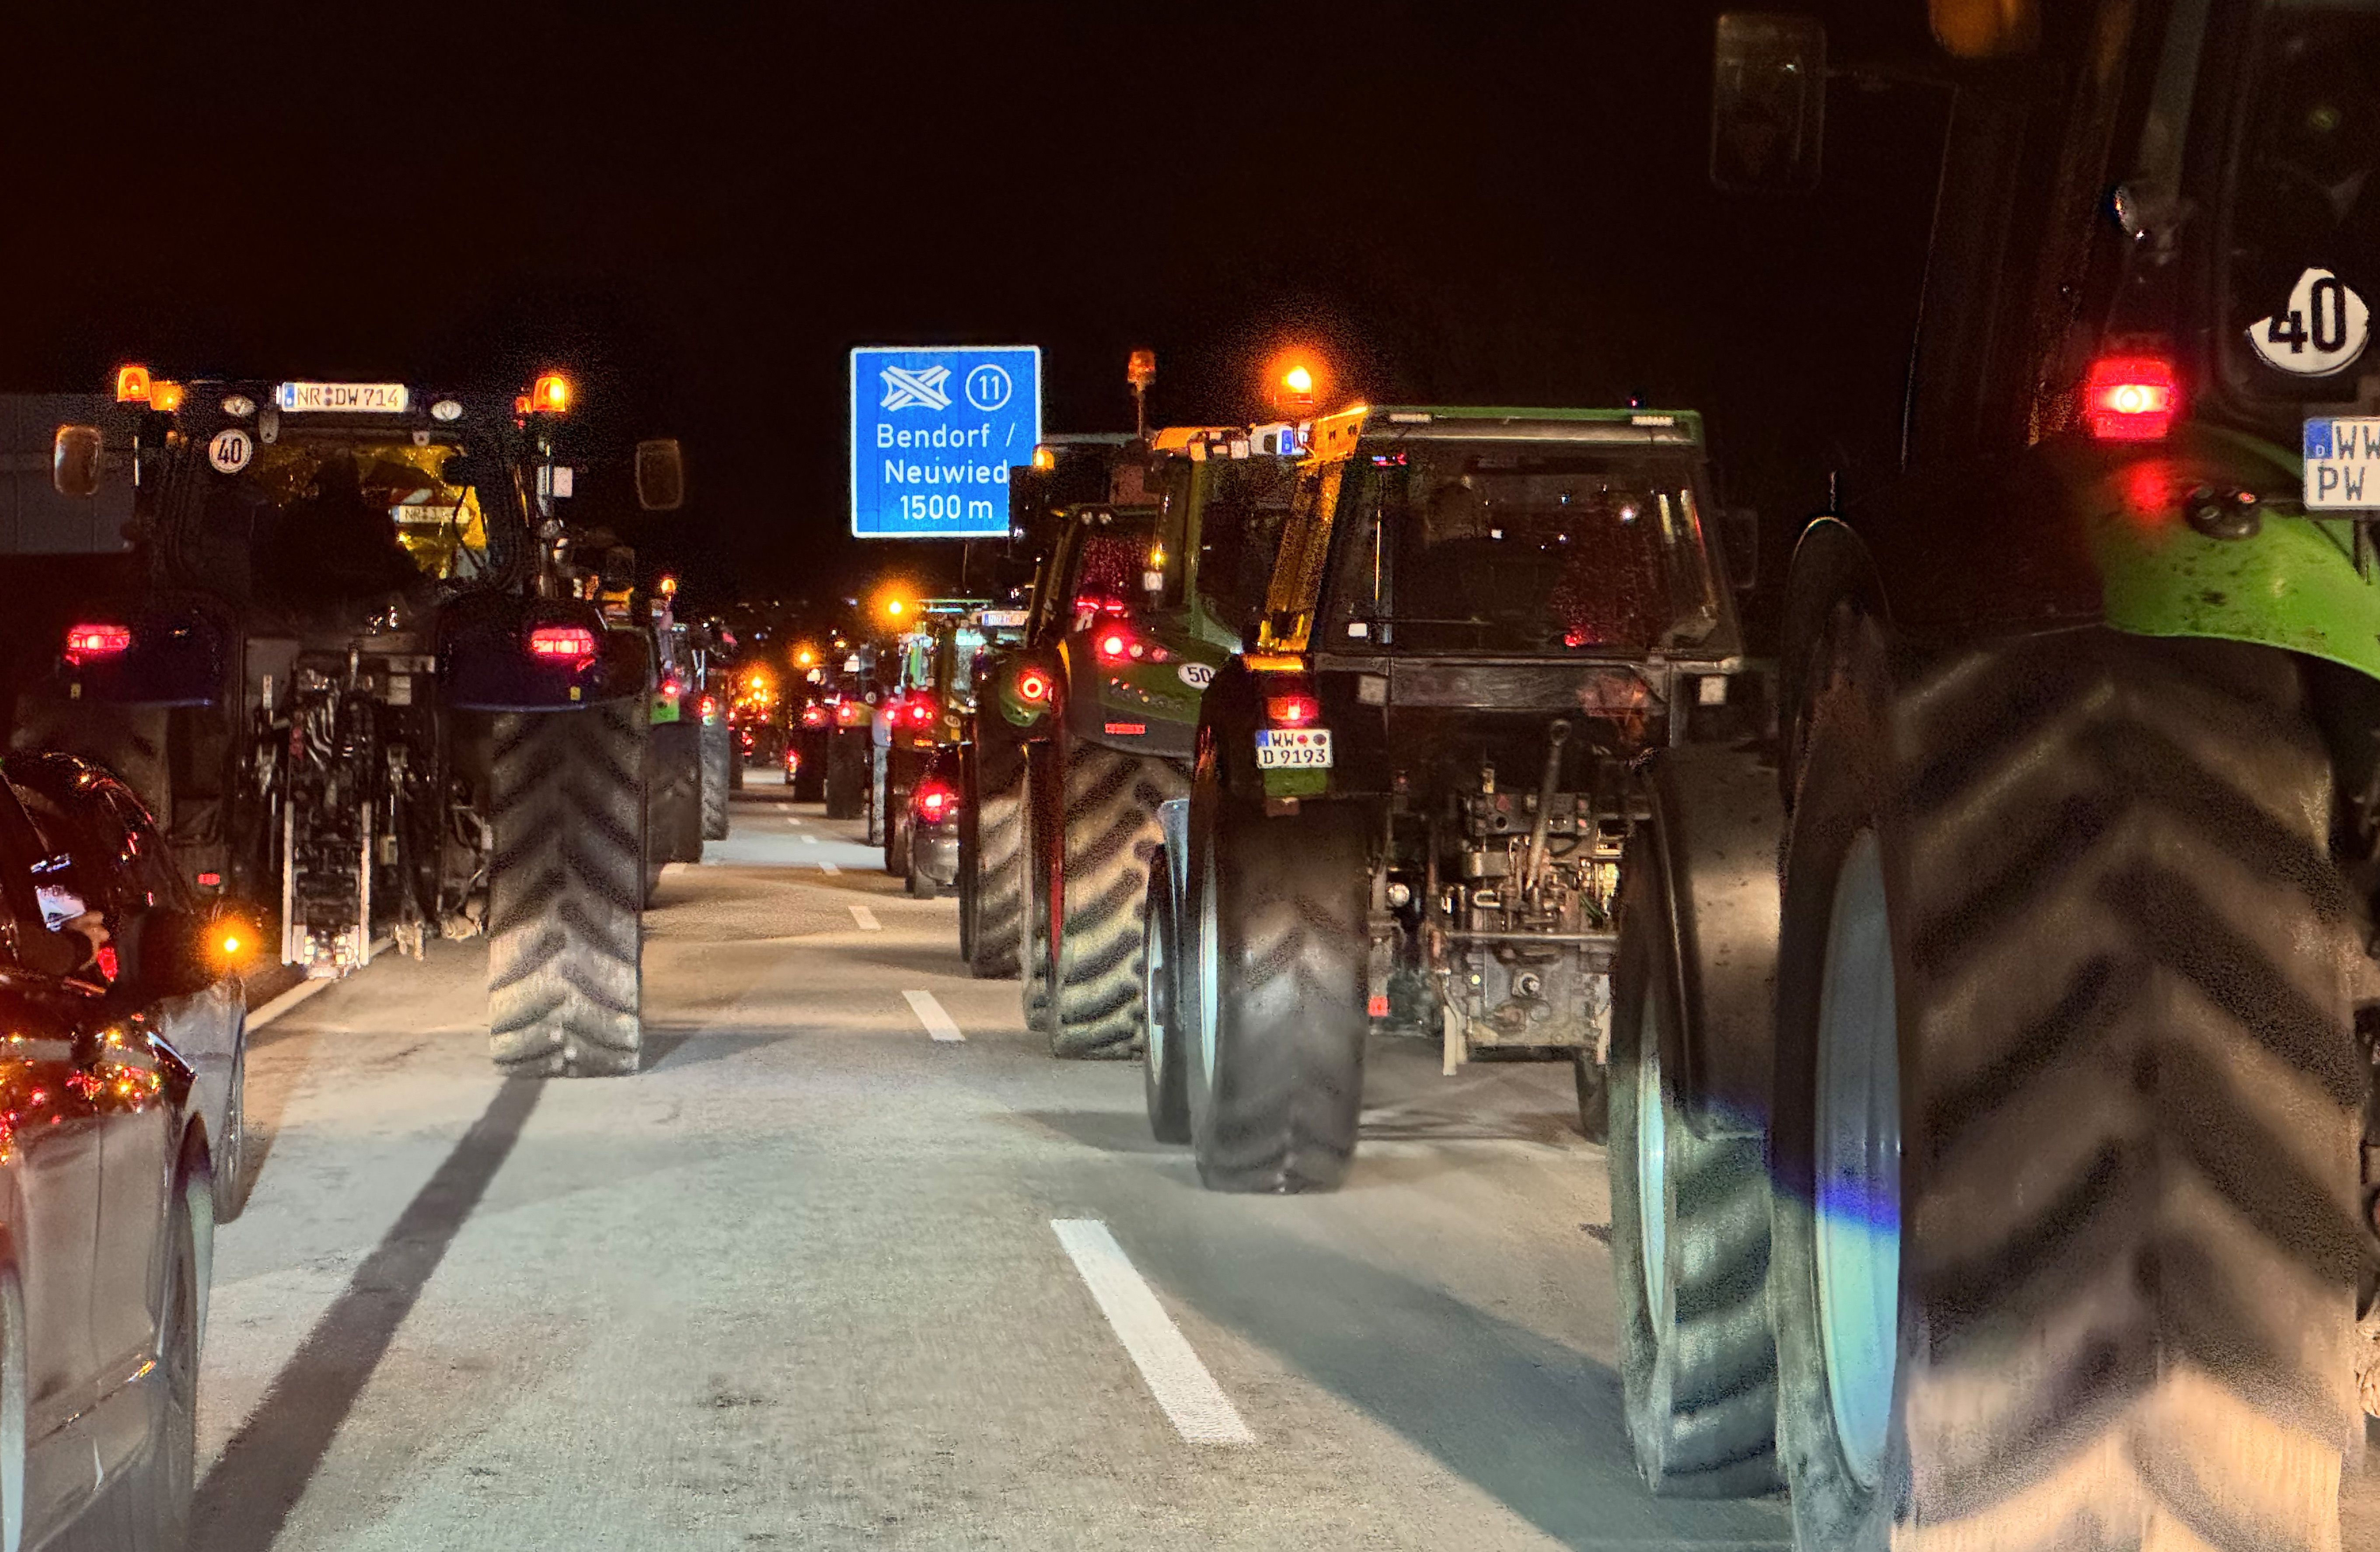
[[659, 675, 684, 700], [834, 701, 869, 727], [905, 696, 936, 726], [1072, 595, 1129, 616], [1095, 628, 1134, 664], [801, 704, 829, 727], [2085, 354, 2180, 442], [914, 783, 957, 821], [63, 622, 133, 665], [698, 694, 717, 720], [94, 945, 119, 982], [1265, 694, 1321, 728], [527, 624, 599, 668], [1015, 668, 1052, 703]]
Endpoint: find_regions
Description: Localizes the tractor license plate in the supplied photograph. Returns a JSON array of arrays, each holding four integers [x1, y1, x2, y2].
[[276, 381, 410, 414], [2303, 417, 2380, 509], [1254, 729, 1333, 768]]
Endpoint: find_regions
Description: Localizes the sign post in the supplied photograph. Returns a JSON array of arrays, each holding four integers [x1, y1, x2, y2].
[[849, 345, 1040, 539]]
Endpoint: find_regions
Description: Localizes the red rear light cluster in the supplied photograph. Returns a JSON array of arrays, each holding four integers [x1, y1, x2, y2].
[[527, 624, 599, 668], [914, 783, 957, 821], [64, 622, 132, 664], [1096, 629, 1132, 663], [1072, 595, 1129, 616], [1265, 694, 1321, 728], [2085, 354, 2181, 442], [801, 703, 829, 727], [904, 696, 937, 727], [1015, 668, 1052, 703], [698, 694, 718, 720], [834, 701, 869, 727]]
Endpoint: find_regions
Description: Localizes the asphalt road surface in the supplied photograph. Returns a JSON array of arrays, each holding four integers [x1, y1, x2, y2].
[[188, 787, 2380, 1551]]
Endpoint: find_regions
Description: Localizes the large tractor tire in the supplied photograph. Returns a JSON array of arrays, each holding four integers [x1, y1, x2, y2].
[[1183, 792, 1369, 1193], [1020, 749, 1055, 1040], [823, 733, 865, 819], [699, 717, 732, 841], [883, 750, 917, 877], [1038, 743, 1184, 1059], [866, 746, 888, 848], [1607, 864, 1782, 1498], [964, 734, 1027, 979], [1769, 620, 2363, 1550], [648, 718, 704, 873], [487, 701, 645, 1078]]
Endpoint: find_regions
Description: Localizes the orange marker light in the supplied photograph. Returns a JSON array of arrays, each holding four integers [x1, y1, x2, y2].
[[114, 365, 153, 404], [147, 380, 185, 413], [530, 372, 572, 415], [1283, 365, 1314, 396]]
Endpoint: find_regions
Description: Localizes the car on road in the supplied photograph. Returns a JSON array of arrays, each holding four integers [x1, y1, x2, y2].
[[904, 750, 963, 899], [0, 760, 227, 1546]]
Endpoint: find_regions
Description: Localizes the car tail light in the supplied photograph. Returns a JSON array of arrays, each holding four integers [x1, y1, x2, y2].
[[195, 872, 222, 889], [915, 783, 957, 820], [802, 703, 829, 727], [527, 624, 598, 667], [2085, 354, 2180, 442], [1265, 694, 1321, 728], [660, 675, 684, 700], [94, 945, 119, 981], [905, 696, 936, 726], [834, 701, 869, 727], [63, 622, 133, 664], [1016, 668, 1052, 702], [698, 694, 717, 720]]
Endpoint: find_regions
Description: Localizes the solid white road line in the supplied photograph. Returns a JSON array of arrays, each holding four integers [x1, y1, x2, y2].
[[1051, 1220, 1254, 1444], [850, 905, 881, 931], [819, 861, 841, 875], [246, 977, 333, 1032], [902, 989, 963, 1042]]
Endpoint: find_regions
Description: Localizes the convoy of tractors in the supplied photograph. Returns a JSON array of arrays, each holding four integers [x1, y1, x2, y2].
[[5, 3, 2372, 1545]]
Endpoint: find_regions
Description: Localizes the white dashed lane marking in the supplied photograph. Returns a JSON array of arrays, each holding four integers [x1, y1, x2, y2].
[[1051, 1220, 1253, 1444], [850, 905, 880, 931], [902, 989, 963, 1042]]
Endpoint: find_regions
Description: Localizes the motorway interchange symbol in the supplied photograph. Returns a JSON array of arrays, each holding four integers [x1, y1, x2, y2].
[[879, 364, 952, 411]]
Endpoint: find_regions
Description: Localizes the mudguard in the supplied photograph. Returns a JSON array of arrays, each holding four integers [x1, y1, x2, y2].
[[2073, 429, 2380, 684], [441, 599, 648, 711], [1637, 743, 1785, 1137], [59, 596, 230, 708]]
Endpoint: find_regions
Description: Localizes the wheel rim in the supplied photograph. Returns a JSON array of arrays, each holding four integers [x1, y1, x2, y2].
[[1635, 996, 1671, 1330], [1196, 843, 1220, 1093], [1813, 828, 1902, 1491], [1144, 896, 1169, 1084]]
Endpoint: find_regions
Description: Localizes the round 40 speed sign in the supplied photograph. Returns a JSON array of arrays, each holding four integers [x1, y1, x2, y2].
[[208, 428, 254, 474]]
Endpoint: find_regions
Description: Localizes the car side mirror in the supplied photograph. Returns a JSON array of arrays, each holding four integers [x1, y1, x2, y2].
[[53, 425, 103, 499], [1710, 13, 1828, 194], [635, 439, 685, 512], [1724, 506, 1760, 592]]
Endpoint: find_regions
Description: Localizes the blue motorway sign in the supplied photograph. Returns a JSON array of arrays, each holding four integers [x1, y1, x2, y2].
[[850, 345, 1041, 538]]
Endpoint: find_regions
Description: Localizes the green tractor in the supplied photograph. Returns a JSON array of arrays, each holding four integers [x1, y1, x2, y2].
[[868, 600, 984, 879], [957, 432, 1141, 979], [1601, 4, 2380, 1543], [999, 425, 1302, 1057]]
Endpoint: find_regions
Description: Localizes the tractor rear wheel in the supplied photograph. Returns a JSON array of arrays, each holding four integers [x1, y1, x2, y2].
[[487, 701, 644, 1077], [1769, 621, 2361, 1550]]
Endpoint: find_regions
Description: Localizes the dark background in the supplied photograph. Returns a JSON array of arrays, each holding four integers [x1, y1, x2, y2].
[[3, 3, 1944, 631]]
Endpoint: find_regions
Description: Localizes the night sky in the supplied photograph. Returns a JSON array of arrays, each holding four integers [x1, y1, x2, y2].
[[6, 3, 1944, 628]]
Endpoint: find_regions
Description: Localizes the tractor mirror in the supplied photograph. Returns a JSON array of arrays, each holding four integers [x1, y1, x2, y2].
[[634, 439, 685, 512], [1710, 14, 1828, 194], [53, 425, 103, 499]]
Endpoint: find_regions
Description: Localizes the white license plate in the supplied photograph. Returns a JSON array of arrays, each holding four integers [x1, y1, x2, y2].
[[2303, 417, 2380, 509], [276, 381, 410, 414], [1255, 729, 1333, 769]]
